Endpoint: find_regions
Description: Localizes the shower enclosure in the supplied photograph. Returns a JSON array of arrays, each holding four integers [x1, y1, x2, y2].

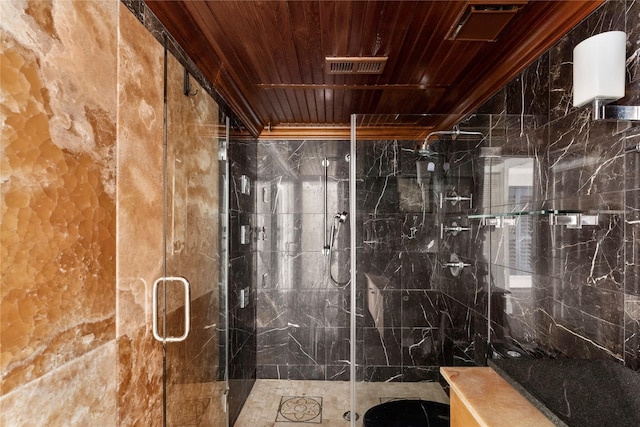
[[247, 113, 502, 425], [141, 48, 567, 424]]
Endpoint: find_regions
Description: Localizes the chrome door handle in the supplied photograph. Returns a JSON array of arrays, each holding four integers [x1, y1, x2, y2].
[[152, 276, 191, 342]]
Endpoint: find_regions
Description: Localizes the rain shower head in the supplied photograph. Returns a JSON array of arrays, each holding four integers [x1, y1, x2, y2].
[[415, 139, 439, 157]]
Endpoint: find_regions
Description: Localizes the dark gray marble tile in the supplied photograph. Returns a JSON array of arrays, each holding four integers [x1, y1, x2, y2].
[[401, 290, 441, 328], [288, 327, 326, 365], [287, 365, 326, 380], [625, 294, 640, 369], [400, 252, 437, 289], [257, 328, 289, 365]]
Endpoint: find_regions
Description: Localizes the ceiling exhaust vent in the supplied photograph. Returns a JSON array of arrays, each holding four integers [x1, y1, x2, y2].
[[325, 57, 387, 74], [447, 1, 528, 41]]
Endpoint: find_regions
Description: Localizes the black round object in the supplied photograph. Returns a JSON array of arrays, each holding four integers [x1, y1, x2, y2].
[[363, 399, 450, 427]]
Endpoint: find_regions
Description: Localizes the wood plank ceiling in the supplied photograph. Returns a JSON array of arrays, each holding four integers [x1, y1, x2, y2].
[[146, 0, 603, 139]]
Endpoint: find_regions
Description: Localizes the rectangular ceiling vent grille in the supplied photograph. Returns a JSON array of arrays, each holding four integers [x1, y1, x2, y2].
[[325, 57, 387, 74], [447, 1, 528, 41]]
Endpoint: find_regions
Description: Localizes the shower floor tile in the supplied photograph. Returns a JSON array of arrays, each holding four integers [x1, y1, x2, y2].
[[233, 379, 449, 427], [276, 396, 322, 423]]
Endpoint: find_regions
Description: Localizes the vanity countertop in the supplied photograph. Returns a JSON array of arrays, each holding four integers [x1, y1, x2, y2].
[[440, 366, 554, 427], [488, 359, 640, 427]]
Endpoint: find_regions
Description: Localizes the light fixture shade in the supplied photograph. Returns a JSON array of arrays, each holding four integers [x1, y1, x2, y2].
[[573, 31, 626, 108]]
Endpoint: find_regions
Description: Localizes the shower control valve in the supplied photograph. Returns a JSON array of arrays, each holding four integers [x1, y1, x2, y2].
[[442, 261, 471, 269], [440, 191, 473, 209], [442, 253, 470, 277], [440, 221, 471, 238]]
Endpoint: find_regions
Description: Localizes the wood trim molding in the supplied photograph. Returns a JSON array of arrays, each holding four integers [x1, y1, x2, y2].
[[258, 125, 434, 140], [257, 84, 445, 90]]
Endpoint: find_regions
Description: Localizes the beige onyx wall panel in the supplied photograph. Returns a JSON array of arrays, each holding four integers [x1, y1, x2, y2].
[[115, 3, 164, 425], [0, 342, 117, 425], [0, 0, 117, 416]]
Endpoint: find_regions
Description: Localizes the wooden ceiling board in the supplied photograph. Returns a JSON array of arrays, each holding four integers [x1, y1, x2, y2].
[[384, 2, 441, 87], [320, 1, 350, 86], [261, 85, 287, 125], [371, 3, 413, 84], [199, 1, 300, 123], [178, 1, 266, 132], [358, 1, 387, 56], [233, 3, 291, 84], [293, 3, 322, 122], [390, 2, 462, 87], [145, 0, 604, 138]]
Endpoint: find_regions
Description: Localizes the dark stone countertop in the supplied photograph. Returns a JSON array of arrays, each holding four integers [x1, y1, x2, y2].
[[488, 359, 640, 427]]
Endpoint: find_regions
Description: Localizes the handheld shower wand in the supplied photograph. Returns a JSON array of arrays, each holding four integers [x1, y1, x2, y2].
[[327, 211, 349, 288], [329, 212, 348, 250]]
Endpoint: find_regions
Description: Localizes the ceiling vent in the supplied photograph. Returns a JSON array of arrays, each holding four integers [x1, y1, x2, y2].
[[325, 57, 387, 74], [447, 1, 528, 41]]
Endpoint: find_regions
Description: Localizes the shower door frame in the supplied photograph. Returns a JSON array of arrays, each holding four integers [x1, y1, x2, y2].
[[349, 114, 358, 427]]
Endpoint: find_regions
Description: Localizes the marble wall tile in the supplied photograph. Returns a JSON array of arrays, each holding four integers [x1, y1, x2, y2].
[[356, 140, 402, 178], [256, 289, 289, 328], [505, 53, 550, 121], [255, 138, 451, 382], [625, 187, 640, 297], [115, 4, 165, 423], [361, 213, 402, 253], [117, 327, 163, 425], [255, 140, 352, 380], [402, 327, 440, 366], [626, 0, 640, 91], [228, 130, 257, 425], [1, 0, 117, 417], [257, 328, 289, 365], [288, 327, 326, 365], [624, 294, 640, 369], [401, 290, 441, 328], [400, 253, 437, 289], [0, 342, 117, 425], [359, 253, 401, 288], [362, 327, 403, 367], [353, 139, 460, 380]]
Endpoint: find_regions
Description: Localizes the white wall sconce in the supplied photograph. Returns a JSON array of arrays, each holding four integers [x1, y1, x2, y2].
[[573, 31, 640, 120]]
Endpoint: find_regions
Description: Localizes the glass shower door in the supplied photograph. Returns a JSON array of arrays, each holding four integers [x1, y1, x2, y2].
[[156, 42, 229, 427]]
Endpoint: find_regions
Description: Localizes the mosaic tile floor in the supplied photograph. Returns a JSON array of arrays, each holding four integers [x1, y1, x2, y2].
[[233, 379, 450, 427]]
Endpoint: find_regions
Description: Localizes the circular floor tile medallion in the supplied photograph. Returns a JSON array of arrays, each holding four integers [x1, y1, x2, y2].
[[279, 397, 322, 422]]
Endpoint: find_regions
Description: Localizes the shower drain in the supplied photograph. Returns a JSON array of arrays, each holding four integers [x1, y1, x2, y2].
[[343, 411, 360, 421]]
